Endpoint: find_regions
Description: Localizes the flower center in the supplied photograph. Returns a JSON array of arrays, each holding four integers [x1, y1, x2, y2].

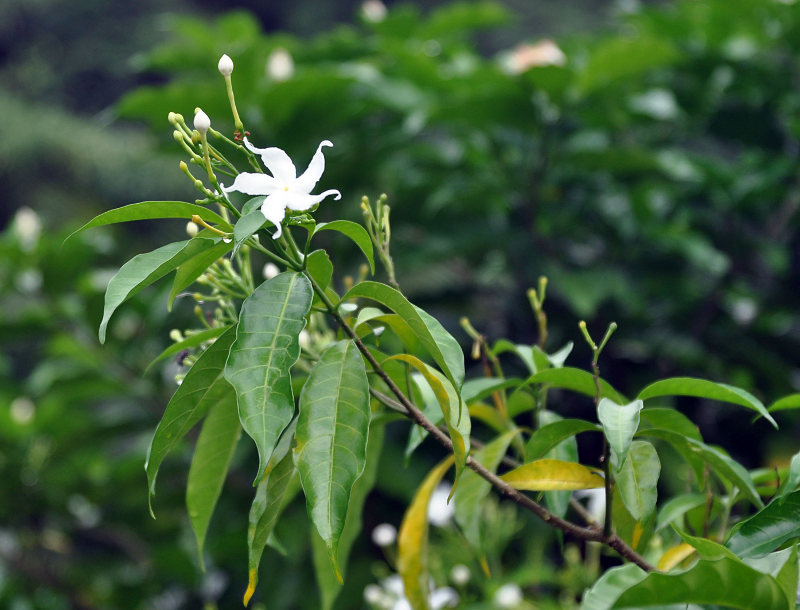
[[283, 186, 290, 191]]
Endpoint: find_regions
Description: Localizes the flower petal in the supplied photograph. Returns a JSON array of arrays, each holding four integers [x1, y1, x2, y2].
[[294, 140, 333, 194], [243, 138, 296, 183], [260, 194, 289, 239], [283, 189, 341, 212], [222, 172, 281, 196]]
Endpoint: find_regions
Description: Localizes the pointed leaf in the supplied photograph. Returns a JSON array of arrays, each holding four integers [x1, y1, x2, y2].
[[500, 459, 604, 491], [656, 493, 706, 531], [342, 282, 464, 391], [225, 272, 313, 483], [306, 249, 334, 292], [314, 220, 375, 274], [524, 367, 627, 404], [168, 239, 234, 309], [616, 440, 660, 521], [67, 201, 231, 242], [598, 398, 643, 470], [581, 563, 647, 610], [294, 340, 371, 580], [144, 325, 231, 374], [232, 210, 267, 258], [186, 394, 241, 565], [145, 326, 237, 514], [727, 490, 800, 557], [777, 451, 800, 497], [638, 407, 702, 441], [398, 456, 454, 610], [768, 393, 800, 413], [657, 542, 696, 571], [638, 377, 777, 429], [525, 418, 601, 461]]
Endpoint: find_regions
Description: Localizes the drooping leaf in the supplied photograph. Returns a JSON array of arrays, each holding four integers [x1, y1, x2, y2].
[[726, 490, 800, 558], [314, 220, 375, 274], [294, 340, 371, 581], [655, 493, 706, 531], [186, 394, 241, 566], [397, 456, 454, 610], [523, 367, 627, 404], [224, 272, 313, 483], [615, 440, 660, 522], [499, 459, 604, 491], [144, 326, 237, 515], [342, 282, 464, 391], [580, 563, 647, 610], [167, 239, 234, 310], [637, 377, 777, 429], [144, 325, 230, 373], [232, 210, 267, 258], [67, 200, 231, 242], [390, 354, 470, 492], [598, 398, 643, 470], [525, 418, 601, 461]]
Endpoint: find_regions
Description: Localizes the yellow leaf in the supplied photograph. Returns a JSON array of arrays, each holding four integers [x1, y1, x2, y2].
[[397, 455, 454, 610], [243, 568, 257, 607], [499, 459, 605, 491], [657, 542, 696, 571]]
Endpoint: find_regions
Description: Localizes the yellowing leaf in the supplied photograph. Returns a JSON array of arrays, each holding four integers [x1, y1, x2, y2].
[[397, 456, 454, 610], [658, 542, 696, 571], [499, 459, 604, 491]]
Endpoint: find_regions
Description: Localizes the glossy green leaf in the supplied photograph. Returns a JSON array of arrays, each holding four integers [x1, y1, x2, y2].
[[637, 377, 777, 429], [144, 325, 230, 373], [315, 220, 375, 274], [492, 339, 536, 374], [398, 456, 453, 610], [224, 272, 313, 483], [675, 528, 738, 561], [581, 563, 647, 610], [461, 377, 523, 404], [391, 354, 470, 492], [768, 393, 800, 413], [598, 398, 643, 470], [616, 440, 660, 521], [656, 493, 706, 531], [523, 367, 627, 404], [168, 239, 234, 310], [638, 407, 702, 441], [306, 249, 333, 292], [727, 490, 800, 557], [100, 238, 221, 342], [294, 340, 370, 580], [242, 196, 266, 216], [342, 282, 464, 391], [777, 451, 800, 497], [232, 210, 267, 258], [67, 200, 231, 242], [186, 395, 241, 566], [500, 459, 604, 491], [525, 418, 601, 461], [144, 326, 237, 515]]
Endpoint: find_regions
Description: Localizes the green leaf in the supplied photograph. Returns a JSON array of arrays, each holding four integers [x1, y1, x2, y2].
[[598, 398, 643, 471], [294, 340, 371, 581], [342, 282, 464, 391], [390, 354, 470, 492], [144, 325, 231, 374], [777, 451, 800, 497], [499, 459, 604, 491], [616, 440, 660, 522], [144, 326, 237, 515], [67, 201, 232, 242], [242, 196, 266, 216], [186, 395, 241, 566], [315, 220, 375, 274], [100, 238, 222, 342], [638, 407, 702, 441], [656, 493, 706, 531], [232, 210, 267, 258], [611, 557, 790, 609], [492, 339, 536, 375], [523, 367, 627, 404], [224, 272, 313, 483], [637, 377, 777, 429], [168, 239, 234, 310], [306, 249, 334, 292], [581, 563, 647, 610], [461, 377, 523, 404], [525, 418, 601, 461], [768, 393, 800, 413], [727, 490, 800, 557], [398, 456, 454, 610]]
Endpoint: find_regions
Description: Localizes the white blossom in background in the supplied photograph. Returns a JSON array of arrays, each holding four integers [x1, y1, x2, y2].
[[573, 488, 606, 524], [361, 0, 388, 22], [494, 583, 524, 608], [10, 397, 35, 425], [218, 53, 234, 76], [13, 207, 42, 252], [262, 262, 280, 280], [503, 39, 567, 74], [193, 109, 211, 133], [298, 330, 312, 350], [371, 523, 397, 547], [222, 139, 340, 239], [449, 564, 470, 585], [364, 575, 458, 610], [267, 48, 294, 81], [427, 482, 454, 526]]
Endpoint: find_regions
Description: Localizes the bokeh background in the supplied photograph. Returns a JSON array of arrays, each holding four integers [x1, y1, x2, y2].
[[2, 0, 799, 608]]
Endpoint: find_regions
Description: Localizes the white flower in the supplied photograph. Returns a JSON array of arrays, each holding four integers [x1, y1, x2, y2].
[[222, 139, 341, 239], [573, 488, 606, 523], [427, 482, 455, 526], [185, 221, 199, 237], [267, 48, 294, 81], [369, 575, 458, 610], [218, 53, 234, 76], [371, 523, 397, 547], [12, 207, 41, 252], [494, 583, 523, 608], [450, 564, 470, 585], [361, 0, 388, 22], [194, 109, 211, 133], [262, 262, 280, 280], [504, 39, 567, 74]]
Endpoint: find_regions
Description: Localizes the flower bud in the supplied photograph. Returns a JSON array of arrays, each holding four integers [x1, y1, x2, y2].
[[173, 130, 184, 143], [266, 48, 294, 82], [179, 160, 188, 171], [186, 221, 199, 237], [371, 523, 397, 547], [168, 111, 177, 124], [450, 564, 470, 586], [193, 109, 211, 133], [361, 0, 387, 22], [263, 263, 280, 280], [218, 54, 234, 76]]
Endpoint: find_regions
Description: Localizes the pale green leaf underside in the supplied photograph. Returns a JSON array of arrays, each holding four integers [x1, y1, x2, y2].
[[615, 440, 660, 522], [598, 398, 643, 470]]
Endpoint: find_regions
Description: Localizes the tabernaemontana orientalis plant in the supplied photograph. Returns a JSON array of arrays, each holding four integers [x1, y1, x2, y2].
[[72, 53, 800, 610]]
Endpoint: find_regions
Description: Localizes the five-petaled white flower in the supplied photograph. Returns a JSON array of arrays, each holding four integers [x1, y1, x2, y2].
[[223, 138, 341, 239]]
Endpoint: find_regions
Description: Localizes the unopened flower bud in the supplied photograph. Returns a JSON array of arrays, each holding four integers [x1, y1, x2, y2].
[[361, 0, 387, 22], [450, 564, 470, 585], [168, 111, 177, 124], [194, 180, 204, 189], [193, 109, 211, 134], [169, 329, 184, 342], [371, 523, 397, 547], [186, 221, 199, 237], [179, 160, 188, 171], [218, 54, 234, 76], [263, 263, 280, 280], [173, 130, 184, 143], [266, 48, 294, 82]]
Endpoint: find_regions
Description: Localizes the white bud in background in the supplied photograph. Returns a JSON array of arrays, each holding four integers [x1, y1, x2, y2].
[[193, 109, 211, 133], [363, 584, 386, 606], [449, 564, 470, 585], [267, 48, 294, 82], [186, 221, 199, 237], [10, 397, 35, 425], [218, 53, 234, 76], [427, 483, 454, 526], [494, 583, 523, 608], [361, 0, 387, 22], [263, 262, 280, 280], [13, 207, 42, 252], [429, 587, 459, 609], [298, 330, 311, 350], [371, 523, 397, 547]]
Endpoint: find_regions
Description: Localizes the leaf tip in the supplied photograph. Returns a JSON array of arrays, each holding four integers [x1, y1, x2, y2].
[[328, 546, 344, 585], [243, 569, 257, 606]]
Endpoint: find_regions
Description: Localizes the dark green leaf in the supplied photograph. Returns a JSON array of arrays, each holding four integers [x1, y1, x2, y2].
[[523, 367, 627, 404], [315, 220, 375, 274], [727, 490, 800, 557], [232, 210, 267, 258], [581, 563, 647, 610], [168, 239, 234, 310], [638, 407, 702, 441], [306, 249, 334, 292], [144, 325, 230, 374], [656, 493, 706, 531], [525, 418, 601, 461], [461, 377, 523, 404]]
